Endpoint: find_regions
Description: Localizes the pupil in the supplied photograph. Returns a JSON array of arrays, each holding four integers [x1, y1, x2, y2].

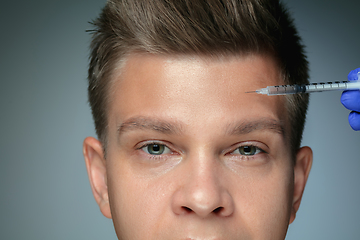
[[152, 144, 160, 152], [243, 146, 251, 153]]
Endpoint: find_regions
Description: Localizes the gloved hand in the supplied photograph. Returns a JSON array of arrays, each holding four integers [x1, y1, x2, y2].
[[341, 68, 360, 130]]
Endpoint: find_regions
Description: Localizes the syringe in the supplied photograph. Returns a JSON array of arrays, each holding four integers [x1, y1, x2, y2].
[[248, 81, 360, 96]]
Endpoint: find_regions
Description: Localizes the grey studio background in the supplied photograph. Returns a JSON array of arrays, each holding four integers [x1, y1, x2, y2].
[[0, 0, 359, 239]]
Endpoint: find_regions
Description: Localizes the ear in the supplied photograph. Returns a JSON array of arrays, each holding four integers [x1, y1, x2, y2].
[[289, 146, 313, 224], [83, 137, 112, 219]]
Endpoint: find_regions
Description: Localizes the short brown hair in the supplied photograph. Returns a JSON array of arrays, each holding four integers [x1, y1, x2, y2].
[[87, 0, 309, 156]]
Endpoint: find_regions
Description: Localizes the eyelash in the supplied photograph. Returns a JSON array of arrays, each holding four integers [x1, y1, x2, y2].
[[138, 141, 267, 157], [137, 141, 174, 160], [227, 144, 267, 160]]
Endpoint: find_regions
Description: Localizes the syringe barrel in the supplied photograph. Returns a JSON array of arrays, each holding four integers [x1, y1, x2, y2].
[[265, 81, 360, 95], [266, 85, 300, 95], [305, 81, 360, 93]]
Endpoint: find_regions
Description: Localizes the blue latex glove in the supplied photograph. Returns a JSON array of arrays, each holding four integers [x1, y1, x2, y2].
[[341, 68, 360, 130]]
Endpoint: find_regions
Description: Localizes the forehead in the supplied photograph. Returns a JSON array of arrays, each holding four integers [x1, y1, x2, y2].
[[108, 53, 288, 138]]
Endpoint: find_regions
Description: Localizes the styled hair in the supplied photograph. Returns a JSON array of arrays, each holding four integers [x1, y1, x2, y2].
[[88, 0, 309, 157]]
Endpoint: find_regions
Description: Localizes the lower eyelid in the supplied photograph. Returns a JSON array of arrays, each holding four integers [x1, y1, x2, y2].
[[227, 147, 269, 162]]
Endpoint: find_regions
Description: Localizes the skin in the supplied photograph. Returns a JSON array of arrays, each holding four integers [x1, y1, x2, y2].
[[83, 53, 312, 240]]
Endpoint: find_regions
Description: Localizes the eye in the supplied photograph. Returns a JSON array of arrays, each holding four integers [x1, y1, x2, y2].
[[141, 143, 171, 155], [232, 145, 263, 156]]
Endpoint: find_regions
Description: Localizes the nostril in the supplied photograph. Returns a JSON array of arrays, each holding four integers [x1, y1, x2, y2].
[[213, 207, 223, 214], [182, 206, 193, 213]]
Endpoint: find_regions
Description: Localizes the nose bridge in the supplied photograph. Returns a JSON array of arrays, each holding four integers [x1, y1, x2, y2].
[[189, 151, 220, 205], [172, 149, 234, 218]]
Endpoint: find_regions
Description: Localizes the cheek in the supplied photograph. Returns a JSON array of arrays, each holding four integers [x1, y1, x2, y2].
[[233, 164, 294, 236], [107, 159, 174, 237]]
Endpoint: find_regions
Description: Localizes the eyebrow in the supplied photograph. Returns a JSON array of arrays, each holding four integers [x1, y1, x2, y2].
[[226, 118, 285, 136], [117, 116, 184, 135], [117, 116, 285, 138]]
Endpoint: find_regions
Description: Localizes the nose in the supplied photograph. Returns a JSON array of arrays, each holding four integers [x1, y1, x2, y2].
[[171, 153, 234, 218]]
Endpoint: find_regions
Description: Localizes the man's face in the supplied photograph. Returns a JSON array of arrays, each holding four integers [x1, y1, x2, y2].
[[84, 53, 312, 240]]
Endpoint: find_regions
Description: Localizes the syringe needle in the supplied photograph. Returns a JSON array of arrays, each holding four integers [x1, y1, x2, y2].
[[245, 91, 257, 93]]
